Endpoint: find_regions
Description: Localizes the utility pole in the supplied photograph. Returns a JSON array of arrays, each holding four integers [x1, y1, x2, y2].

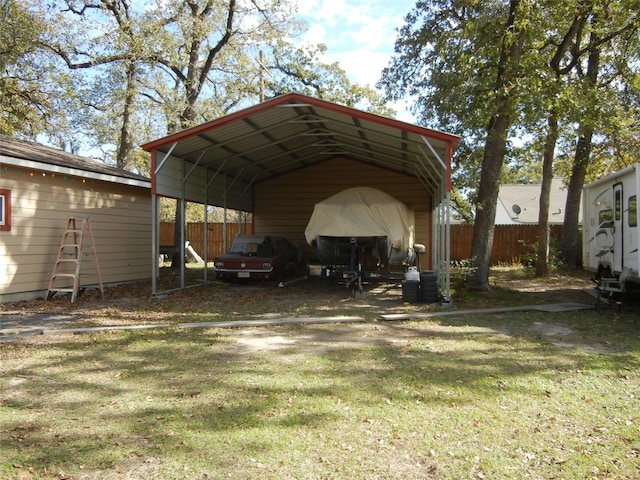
[[259, 50, 265, 102]]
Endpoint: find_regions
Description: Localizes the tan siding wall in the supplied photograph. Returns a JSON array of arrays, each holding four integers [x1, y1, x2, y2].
[[0, 168, 151, 301], [253, 157, 432, 264]]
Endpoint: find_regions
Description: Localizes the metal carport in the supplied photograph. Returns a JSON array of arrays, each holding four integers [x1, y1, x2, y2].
[[141, 93, 460, 300]]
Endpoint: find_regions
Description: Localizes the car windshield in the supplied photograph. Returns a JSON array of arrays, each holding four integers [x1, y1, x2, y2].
[[228, 236, 275, 255]]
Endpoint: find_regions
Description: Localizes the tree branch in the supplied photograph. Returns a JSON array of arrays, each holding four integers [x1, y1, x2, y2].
[[198, 0, 236, 89]]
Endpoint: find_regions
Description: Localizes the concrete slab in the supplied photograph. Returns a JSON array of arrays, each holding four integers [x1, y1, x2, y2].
[[0, 316, 365, 340], [179, 316, 365, 329], [529, 303, 594, 313], [48, 324, 171, 335], [0, 329, 44, 342], [379, 303, 594, 321]]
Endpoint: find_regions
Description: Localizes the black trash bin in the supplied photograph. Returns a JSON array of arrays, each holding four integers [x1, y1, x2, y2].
[[420, 271, 439, 303], [401, 280, 421, 303]]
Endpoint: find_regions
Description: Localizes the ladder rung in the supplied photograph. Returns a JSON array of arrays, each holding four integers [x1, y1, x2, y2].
[[48, 216, 103, 303]]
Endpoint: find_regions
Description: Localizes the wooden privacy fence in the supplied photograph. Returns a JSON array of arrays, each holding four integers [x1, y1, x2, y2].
[[160, 222, 249, 261], [161, 222, 564, 265], [450, 224, 564, 264]]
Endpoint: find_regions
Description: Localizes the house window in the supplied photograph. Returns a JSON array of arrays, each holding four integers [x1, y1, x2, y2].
[[630, 195, 637, 228], [0, 188, 10, 231]]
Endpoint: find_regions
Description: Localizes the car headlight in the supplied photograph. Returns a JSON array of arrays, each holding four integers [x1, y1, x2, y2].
[[263, 262, 272, 269], [215, 261, 224, 268]]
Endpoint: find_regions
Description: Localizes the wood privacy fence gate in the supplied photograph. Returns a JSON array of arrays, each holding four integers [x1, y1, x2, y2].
[[160, 222, 564, 265]]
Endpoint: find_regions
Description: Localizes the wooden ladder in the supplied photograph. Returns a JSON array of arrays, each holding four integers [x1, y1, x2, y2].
[[47, 215, 104, 303]]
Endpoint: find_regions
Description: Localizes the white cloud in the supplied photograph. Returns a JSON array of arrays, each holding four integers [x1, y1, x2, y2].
[[293, 0, 416, 121], [295, 0, 412, 86]]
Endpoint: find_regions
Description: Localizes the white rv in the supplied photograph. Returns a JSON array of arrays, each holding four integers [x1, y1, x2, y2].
[[582, 163, 639, 283]]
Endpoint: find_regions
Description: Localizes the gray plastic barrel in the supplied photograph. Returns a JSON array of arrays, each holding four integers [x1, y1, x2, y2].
[[420, 271, 439, 303], [402, 280, 420, 303]]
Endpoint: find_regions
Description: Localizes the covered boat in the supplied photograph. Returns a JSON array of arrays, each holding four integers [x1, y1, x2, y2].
[[305, 187, 417, 289]]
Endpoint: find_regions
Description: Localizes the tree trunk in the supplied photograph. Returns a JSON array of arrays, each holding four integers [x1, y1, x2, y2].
[[536, 108, 558, 276], [561, 24, 601, 267], [561, 131, 592, 266], [116, 61, 136, 170], [469, 0, 526, 290], [469, 118, 510, 290]]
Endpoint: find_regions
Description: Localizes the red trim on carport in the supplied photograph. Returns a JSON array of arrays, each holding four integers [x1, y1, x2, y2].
[[141, 93, 460, 153]]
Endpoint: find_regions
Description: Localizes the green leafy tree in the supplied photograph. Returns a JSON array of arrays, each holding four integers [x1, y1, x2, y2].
[[382, 0, 640, 284], [0, 0, 78, 139], [381, 0, 532, 290], [553, 1, 640, 266], [268, 42, 396, 116], [31, 0, 396, 269], [31, 0, 393, 168]]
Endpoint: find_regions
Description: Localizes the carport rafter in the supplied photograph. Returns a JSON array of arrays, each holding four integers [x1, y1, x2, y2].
[[154, 141, 177, 176], [207, 134, 315, 177], [199, 136, 272, 177], [306, 130, 438, 179], [242, 116, 302, 161]]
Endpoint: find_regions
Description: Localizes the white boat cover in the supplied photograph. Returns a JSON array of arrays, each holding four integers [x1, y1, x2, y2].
[[304, 187, 415, 251]]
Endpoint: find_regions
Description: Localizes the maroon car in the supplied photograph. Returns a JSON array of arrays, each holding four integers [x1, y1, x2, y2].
[[214, 235, 302, 281]]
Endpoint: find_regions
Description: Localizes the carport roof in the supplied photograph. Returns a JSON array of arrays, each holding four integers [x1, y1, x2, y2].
[[142, 93, 460, 206]]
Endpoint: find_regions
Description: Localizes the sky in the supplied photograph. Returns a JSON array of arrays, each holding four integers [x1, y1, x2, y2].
[[38, 0, 418, 156], [295, 0, 417, 121]]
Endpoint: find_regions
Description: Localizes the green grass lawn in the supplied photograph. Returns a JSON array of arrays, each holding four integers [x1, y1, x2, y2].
[[1, 269, 639, 479]]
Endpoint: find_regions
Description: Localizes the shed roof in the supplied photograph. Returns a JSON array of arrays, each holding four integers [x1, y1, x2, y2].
[[0, 136, 150, 188], [142, 93, 460, 211]]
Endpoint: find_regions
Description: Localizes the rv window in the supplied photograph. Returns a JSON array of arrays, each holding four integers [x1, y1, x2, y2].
[[598, 208, 613, 228], [615, 189, 622, 221], [630, 195, 637, 228]]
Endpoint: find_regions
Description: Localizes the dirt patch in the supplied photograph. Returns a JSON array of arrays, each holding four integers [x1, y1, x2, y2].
[[529, 321, 615, 353], [221, 320, 515, 359]]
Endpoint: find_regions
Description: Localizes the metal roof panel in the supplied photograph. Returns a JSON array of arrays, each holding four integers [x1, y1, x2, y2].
[[143, 93, 460, 207]]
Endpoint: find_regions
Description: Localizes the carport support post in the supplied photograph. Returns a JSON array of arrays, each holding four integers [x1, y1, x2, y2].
[[152, 193, 158, 295], [433, 187, 452, 305], [442, 191, 452, 303], [203, 171, 209, 284], [223, 207, 227, 251], [222, 176, 228, 252], [179, 202, 186, 291], [421, 135, 452, 304], [203, 205, 209, 283]]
